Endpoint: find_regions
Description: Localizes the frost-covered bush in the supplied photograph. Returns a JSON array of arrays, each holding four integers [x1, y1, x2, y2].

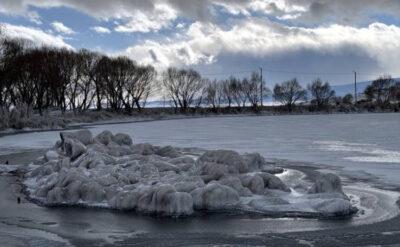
[[24, 130, 357, 217], [0, 107, 10, 130], [0, 104, 32, 130], [0, 104, 69, 131]]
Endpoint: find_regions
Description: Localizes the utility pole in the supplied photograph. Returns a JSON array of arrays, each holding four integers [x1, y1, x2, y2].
[[353, 71, 357, 105], [260, 67, 263, 107]]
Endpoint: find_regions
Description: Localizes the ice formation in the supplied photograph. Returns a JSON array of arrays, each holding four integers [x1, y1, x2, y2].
[[24, 130, 357, 217]]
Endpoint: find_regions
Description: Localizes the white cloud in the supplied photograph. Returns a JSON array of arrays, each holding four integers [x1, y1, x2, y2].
[[122, 19, 400, 74], [114, 4, 177, 33], [1, 23, 73, 49], [176, 23, 185, 29], [0, 0, 178, 33], [91, 26, 111, 34], [51, 21, 75, 35]]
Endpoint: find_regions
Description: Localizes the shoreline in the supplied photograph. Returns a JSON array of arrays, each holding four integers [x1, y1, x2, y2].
[[1, 115, 400, 246], [2, 149, 400, 246], [1, 110, 398, 138]]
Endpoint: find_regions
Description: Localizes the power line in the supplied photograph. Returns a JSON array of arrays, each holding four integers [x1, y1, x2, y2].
[[259, 68, 352, 76], [200, 70, 254, 76], [200, 68, 353, 77]]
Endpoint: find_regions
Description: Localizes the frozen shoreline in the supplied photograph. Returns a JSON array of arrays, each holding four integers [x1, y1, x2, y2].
[[1, 115, 400, 246], [2, 148, 400, 246], [20, 129, 357, 218], [1, 111, 398, 138]]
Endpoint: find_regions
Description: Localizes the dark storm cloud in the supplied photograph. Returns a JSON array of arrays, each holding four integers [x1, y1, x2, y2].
[[2, 0, 400, 27], [284, 0, 400, 24]]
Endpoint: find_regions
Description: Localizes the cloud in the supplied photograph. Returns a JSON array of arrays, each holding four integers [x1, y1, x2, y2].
[[242, 0, 400, 25], [91, 26, 111, 34], [124, 39, 215, 68], [2, 0, 400, 32], [1, 23, 73, 49], [297, 0, 400, 24], [122, 19, 400, 75], [0, 0, 42, 24], [114, 4, 177, 33], [0, 0, 177, 33], [51, 21, 75, 35], [2, 0, 400, 83]]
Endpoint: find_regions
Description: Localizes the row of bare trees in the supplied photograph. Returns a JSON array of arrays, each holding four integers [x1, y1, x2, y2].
[[272, 78, 337, 112], [273, 76, 400, 112], [199, 72, 268, 112], [160, 68, 269, 112], [0, 39, 155, 115], [1, 37, 400, 116], [162, 72, 336, 113]]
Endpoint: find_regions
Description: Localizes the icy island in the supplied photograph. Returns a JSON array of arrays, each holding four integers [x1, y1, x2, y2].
[[24, 130, 357, 217]]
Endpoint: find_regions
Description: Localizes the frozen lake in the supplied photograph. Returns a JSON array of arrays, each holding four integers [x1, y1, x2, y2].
[[1, 113, 400, 245], [1, 113, 399, 184]]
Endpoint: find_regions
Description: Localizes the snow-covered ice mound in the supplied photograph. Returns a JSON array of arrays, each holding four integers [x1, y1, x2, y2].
[[24, 130, 357, 217]]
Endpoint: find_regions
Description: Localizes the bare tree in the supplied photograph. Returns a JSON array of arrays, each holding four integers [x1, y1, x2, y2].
[[95, 56, 131, 111], [221, 79, 233, 108], [73, 50, 97, 111], [1, 39, 26, 108], [26, 48, 49, 115], [391, 81, 400, 102], [3, 40, 39, 115], [274, 78, 307, 112], [228, 76, 247, 108], [243, 71, 269, 109], [364, 75, 394, 107], [307, 78, 335, 110], [92, 55, 107, 111], [162, 67, 204, 112], [124, 65, 156, 111], [204, 79, 223, 111], [0, 25, 5, 108]]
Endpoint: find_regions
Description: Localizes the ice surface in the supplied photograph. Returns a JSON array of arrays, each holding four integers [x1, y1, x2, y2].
[[315, 140, 400, 164], [24, 130, 357, 217], [2, 113, 400, 185]]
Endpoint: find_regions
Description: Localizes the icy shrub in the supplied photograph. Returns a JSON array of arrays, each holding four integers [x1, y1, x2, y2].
[[24, 129, 356, 217], [60, 129, 94, 146], [240, 174, 265, 194], [308, 173, 346, 197], [197, 150, 248, 174], [242, 153, 267, 171], [259, 172, 290, 192], [191, 182, 240, 210]]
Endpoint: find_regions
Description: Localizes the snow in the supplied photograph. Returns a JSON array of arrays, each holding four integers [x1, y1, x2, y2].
[[24, 129, 357, 217]]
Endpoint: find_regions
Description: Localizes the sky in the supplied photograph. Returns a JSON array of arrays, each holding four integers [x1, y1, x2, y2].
[[1, 0, 400, 86]]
